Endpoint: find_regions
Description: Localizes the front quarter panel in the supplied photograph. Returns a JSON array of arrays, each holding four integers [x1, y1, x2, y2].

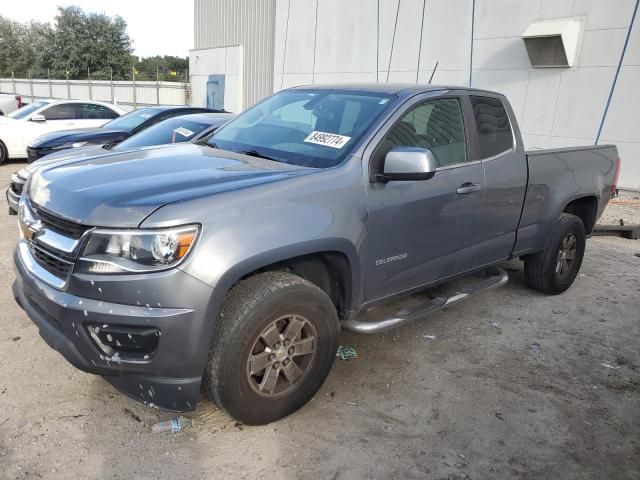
[[141, 156, 367, 312], [1, 123, 29, 157]]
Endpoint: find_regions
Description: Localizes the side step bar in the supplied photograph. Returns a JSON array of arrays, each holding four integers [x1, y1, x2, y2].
[[342, 267, 509, 334]]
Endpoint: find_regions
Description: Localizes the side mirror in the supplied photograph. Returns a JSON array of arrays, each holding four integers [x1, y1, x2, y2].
[[31, 114, 46, 122], [375, 147, 437, 182]]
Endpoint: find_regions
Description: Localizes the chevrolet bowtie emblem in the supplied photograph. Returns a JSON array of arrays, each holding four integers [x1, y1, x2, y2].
[[21, 219, 44, 241]]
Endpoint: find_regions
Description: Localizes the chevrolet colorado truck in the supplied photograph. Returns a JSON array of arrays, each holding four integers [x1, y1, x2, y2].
[[12, 84, 620, 425]]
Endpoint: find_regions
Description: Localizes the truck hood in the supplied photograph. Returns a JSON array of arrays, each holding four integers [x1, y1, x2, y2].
[[28, 144, 310, 227], [30, 128, 130, 148], [25, 145, 108, 173]]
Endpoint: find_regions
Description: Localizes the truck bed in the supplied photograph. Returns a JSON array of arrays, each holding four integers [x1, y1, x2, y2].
[[0, 93, 22, 115], [512, 144, 619, 257]]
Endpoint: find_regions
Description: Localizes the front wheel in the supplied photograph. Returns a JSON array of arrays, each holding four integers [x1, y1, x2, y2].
[[203, 271, 340, 425], [524, 213, 586, 295], [0, 141, 7, 165]]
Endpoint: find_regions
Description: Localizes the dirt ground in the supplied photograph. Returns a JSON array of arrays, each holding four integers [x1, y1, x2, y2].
[[0, 159, 639, 480]]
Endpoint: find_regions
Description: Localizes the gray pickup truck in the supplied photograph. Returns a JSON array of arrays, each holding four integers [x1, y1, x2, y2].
[[13, 84, 619, 425]]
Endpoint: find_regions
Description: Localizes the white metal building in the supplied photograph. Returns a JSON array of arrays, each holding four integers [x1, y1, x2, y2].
[[191, 0, 640, 189]]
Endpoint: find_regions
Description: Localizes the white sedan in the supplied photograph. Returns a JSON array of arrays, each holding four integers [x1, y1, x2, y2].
[[0, 99, 126, 164]]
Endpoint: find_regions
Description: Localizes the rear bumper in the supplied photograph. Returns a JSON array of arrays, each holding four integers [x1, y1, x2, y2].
[[12, 246, 217, 412]]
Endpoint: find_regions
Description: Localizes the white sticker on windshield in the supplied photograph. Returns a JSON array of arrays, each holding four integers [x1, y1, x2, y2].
[[304, 131, 351, 149], [140, 113, 152, 119], [174, 127, 195, 138]]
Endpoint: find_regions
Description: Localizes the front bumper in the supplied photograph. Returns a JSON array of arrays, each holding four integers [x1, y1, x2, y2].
[[13, 245, 217, 412], [6, 187, 19, 214], [26, 146, 46, 162]]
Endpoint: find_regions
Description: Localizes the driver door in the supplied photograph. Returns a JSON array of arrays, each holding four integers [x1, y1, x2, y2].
[[363, 94, 485, 302], [37, 102, 81, 131]]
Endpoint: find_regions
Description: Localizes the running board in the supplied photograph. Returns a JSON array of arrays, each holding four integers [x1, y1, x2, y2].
[[342, 267, 509, 334]]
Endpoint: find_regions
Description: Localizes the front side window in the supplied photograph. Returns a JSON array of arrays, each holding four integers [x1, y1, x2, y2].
[[41, 103, 77, 120], [469, 95, 513, 159], [378, 98, 467, 168], [209, 90, 394, 168]]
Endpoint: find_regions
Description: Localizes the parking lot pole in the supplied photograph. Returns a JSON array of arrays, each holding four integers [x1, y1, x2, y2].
[[156, 67, 160, 105], [88, 67, 92, 100], [66, 71, 71, 100], [11, 71, 15, 95], [28, 71, 34, 102], [48, 69, 53, 98], [185, 69, 190, 105], [110, 68, 115, 104], [132, 66, 137, 108]]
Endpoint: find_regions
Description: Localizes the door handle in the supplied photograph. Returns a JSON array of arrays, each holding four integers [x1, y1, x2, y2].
[[456, 183, 481, 194]]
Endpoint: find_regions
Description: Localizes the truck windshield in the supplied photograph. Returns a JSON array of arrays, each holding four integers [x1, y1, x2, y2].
[[103, 108, 157, 131], [209, 90, 394, 168]]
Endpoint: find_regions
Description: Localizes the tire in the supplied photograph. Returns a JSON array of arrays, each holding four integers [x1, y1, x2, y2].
[[0, 141, 7, 165], [203, 271, 340, 425], [524, 213, 586, 295]]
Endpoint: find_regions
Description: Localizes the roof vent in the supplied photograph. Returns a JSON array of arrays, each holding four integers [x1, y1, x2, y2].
[[522, 17, 584, 68]]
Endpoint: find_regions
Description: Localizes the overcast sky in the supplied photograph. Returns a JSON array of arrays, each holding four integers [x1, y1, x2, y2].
[[1, 0, 194, 58]]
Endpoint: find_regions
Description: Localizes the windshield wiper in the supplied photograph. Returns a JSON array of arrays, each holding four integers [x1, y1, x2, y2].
[[238, 149, 277, 161]]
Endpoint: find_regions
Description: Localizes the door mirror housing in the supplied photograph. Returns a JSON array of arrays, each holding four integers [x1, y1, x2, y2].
[[375, 147, 437, 182], [30, 114, 46, 122]]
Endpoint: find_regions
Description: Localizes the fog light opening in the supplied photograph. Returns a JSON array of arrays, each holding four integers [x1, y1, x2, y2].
[[87, 323, 160, 360]]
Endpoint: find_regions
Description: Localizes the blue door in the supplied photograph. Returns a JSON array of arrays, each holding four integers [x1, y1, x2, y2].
[[206, 75, 225, 110]]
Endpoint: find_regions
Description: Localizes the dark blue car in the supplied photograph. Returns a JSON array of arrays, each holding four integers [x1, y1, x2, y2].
[[26, 105, 227, 162]]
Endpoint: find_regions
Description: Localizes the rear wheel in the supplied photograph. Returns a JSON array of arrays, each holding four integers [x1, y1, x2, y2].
[[203, 271, 340, 425], [524, 213, 586, 295], [0, 141, 7, 165]]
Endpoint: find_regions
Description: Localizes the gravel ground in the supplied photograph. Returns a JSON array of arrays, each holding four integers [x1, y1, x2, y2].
[[598, 197, 640, 226], [0, 160, 639, 479]]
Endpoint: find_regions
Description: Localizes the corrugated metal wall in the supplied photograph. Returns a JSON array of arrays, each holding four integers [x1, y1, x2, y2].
[[194, 0, 276, 108]]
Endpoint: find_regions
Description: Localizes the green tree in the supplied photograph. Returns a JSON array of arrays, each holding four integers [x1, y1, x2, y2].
[[1, 7, 186, 82], [0, 16, 53, 76], [133, 55, 189, 81], [44, 6, 133, 79]]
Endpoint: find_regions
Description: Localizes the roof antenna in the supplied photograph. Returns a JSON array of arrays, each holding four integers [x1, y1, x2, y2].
[[428, 61, 439, 84]]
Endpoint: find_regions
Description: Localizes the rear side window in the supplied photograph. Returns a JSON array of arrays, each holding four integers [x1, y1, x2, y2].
[[79, 103, 119, 120], [470, 96, 513, 159], [42, 103, 77, 120]]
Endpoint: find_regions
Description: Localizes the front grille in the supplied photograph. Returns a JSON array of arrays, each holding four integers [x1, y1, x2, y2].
[[27, 147, 40, 163], [31, 205, 90, 239], [29, 243, 73, 279]]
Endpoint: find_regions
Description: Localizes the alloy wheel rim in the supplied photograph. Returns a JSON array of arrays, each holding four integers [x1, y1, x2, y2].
[[246, 314, 317, 397], [555, 233, 577, 279]]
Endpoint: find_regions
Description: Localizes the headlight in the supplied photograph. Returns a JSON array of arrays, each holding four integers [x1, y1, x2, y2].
[[76, 225, 199, 274], [52, 141, 88, 150]]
